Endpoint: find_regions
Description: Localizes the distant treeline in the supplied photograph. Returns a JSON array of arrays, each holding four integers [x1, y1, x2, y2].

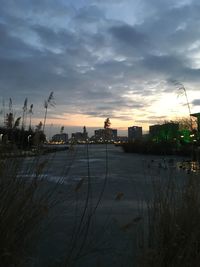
[[0, 127, 45, 150], [122, 140, 196, 157]]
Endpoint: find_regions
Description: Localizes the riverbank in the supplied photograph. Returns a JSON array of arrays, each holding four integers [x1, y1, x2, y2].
[[121, 140, 199, 158], [0, 144, 69, 158]]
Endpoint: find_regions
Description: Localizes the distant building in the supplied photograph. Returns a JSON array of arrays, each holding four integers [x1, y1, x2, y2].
[[111, 129, 117, 140], [71, 126, 88, 142], [128, 126, 142, 141], [149, 122, 179, 142], [71, 132, 83, 141], [116, 136, 128, 143], [94, 129, 105, 140], [94, 128, 117, 141], [52, 133, 68, 143]]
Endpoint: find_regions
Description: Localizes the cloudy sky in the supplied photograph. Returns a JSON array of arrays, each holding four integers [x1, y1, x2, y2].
[[0, 0, 200, 136]]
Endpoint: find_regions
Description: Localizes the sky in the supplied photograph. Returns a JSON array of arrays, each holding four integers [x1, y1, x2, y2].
[[0, 0, 200, 137]]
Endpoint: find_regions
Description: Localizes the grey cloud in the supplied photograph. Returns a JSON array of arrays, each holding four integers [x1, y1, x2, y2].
[[136, 118, 167, 125], [147, 115, 168, 120], [1, 0, 200, 126], [87, 112, 113, 118], [0, 22, 38, 58], [0, 0, 75, 25], [86, 112, 133, 121], [142, 54, 185, 74], [84, 89, 113, 100], [109, 24, 149, 48], [111, 115, 133, 120], [92, 0, 123, 4], [94, 102, 143, 111], [32, 25, 75, 48], [87, 111, 127, 119], [140, 54, 200, 84], [192, 99, 200, 106], [63, 92, 146, 120], [75, 5, 105, 23], [139, 1, 200, 56]]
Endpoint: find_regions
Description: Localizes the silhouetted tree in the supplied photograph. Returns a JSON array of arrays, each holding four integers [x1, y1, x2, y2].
[[104, 118, 111, 129], [36, 121, 43, 132], [104, 118, 111, 141], [60, 126, 64, 134]]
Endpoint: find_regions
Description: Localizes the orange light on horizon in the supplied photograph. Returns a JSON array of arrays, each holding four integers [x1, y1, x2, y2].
[[31, 113, 142, 130]]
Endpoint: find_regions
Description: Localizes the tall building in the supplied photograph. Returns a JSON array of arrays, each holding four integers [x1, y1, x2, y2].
[[128, 126, 142, 141], [149, 122, 179, 142], [94, 128, 117, 141]]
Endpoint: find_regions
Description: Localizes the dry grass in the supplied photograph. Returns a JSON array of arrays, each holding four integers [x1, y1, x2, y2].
[[138, 171, 200, 267], [0, 158, 58, 267]]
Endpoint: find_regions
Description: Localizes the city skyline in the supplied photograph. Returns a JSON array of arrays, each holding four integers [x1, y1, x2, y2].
[[1, 0, 200, 133]]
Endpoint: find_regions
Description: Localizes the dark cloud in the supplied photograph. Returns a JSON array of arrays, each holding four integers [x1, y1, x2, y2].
[[0, 22, 37, 59], [142, 54, 186, 79], [109, 24, 148, 47]]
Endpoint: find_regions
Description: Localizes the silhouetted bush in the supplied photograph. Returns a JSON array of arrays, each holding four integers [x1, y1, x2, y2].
[[122, 140, 192, 156]]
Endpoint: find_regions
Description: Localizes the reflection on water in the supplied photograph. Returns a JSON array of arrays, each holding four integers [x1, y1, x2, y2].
[[177, 160, 200, 173]]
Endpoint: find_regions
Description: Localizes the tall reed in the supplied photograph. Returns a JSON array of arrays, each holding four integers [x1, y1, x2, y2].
[[138, 170, 200, 267], [0, 157, 58, 266]]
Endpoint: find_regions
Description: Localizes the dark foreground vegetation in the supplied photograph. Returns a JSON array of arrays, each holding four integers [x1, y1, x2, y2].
[[0, 159, 54, 266], [138, 171, 200, 267], [122, 140, 199, 158], [1, 144, 200, 267]]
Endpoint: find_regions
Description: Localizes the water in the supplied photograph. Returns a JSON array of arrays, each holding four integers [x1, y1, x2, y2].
[[21, 144, 192, 266]]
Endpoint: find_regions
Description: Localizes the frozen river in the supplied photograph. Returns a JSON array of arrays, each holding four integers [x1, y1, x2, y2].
[[21, 144, 191, 267]]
